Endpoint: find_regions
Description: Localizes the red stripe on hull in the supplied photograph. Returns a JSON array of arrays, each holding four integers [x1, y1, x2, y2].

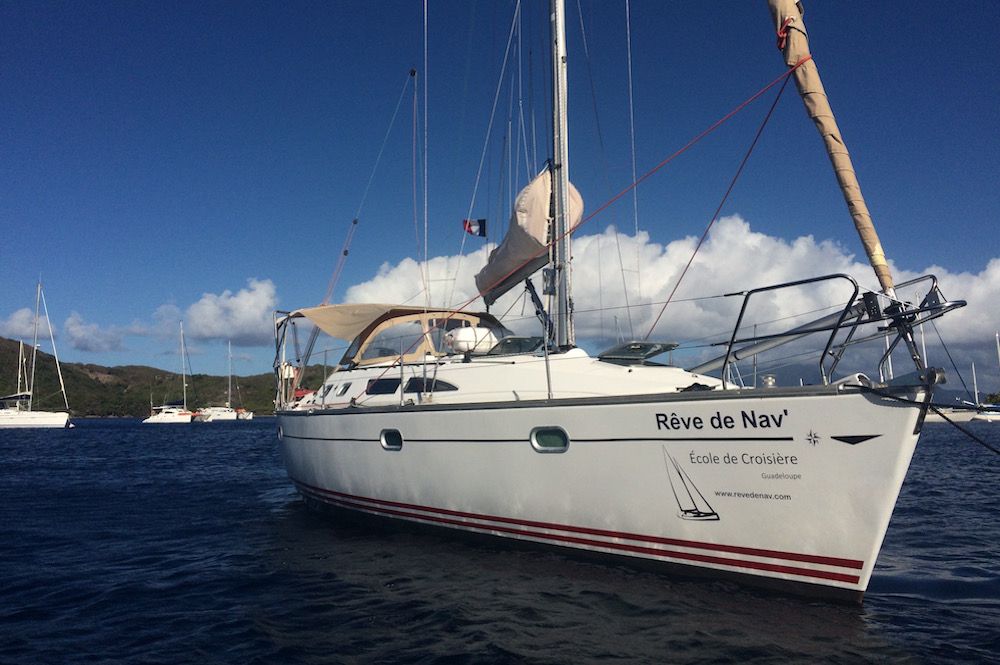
[[293, 480, 863, 585]]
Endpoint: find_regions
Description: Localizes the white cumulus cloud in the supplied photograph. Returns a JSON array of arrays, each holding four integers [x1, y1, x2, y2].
[[184, 278, 278, 346], [0, 307, 49, 339], [339, 215, 1000, 372], [63, 312, 125, 352]]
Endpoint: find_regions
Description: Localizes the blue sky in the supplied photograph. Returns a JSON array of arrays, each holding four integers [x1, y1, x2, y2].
[[1, 1, 998, 388]]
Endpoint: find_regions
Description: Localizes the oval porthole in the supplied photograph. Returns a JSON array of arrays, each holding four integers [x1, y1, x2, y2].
[[530, 426, 569, 453], [380, 429, 403, 451], [277, 426, 283, 440]]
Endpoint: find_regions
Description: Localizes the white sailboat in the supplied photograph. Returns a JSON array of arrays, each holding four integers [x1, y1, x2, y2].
[[195, 341, 245, 422], [0, 283, 72, 429], [143, 322, 194, 424], [272, 0, 965, 600], [970, 339, 999, 422]]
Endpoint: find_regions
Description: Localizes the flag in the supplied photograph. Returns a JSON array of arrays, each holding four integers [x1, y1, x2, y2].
[[463, 218, 487, 237]]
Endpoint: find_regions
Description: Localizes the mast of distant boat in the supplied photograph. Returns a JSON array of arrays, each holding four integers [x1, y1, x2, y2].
[[227, 340, 233, 408], [180, 322, 188, 412], [973, 362, 980, 408], [16, 340, 26, 403], [39, 285, 70, 410], [995, 331, 1000, 379], [28, 282, 41, 411], [22, 282, 70, 413]]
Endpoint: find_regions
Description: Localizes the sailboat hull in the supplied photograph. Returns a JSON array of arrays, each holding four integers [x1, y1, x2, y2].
[[278, 385, 923, 598], [142, 408, 194, 424], [0, 409, 71, 428], [195, 407, 239, 422]]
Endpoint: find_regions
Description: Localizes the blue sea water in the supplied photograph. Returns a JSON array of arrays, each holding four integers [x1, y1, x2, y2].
[[1, 419, 997, 664]]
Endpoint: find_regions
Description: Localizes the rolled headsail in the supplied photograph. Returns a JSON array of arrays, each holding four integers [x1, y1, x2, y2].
[[768, 0, 895, 299], [474, 169, 583, 307]]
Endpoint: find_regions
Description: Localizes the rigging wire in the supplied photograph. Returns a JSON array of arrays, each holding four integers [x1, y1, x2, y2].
[[320, 71, 413, 305], [444, 59, 814, 327], [862, 388, 1000, 457], [339, 60, 821, 406], [292, 72, 414, 394], [423, 0, 430, 309], [930, 319, 974, 403], [624, 0, 642, 302], [411, 69, 429, 304], [448, 0, 523, 308], [575, 0, 634, 340], [644, 72, 794, 340], [515, 7, 532, 185]]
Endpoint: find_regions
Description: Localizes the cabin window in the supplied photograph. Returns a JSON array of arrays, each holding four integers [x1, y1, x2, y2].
[[403, 377, 458, 393], [335, 382, 352, 397], [366, 378, 401, 395], [530, 427, 569, 453], [362, 321, 426, 360], [380, 429, 403, 451]]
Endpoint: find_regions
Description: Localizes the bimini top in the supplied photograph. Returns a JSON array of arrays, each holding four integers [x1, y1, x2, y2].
[[286, 304, 511, 366], [287, 304, 425, 342]]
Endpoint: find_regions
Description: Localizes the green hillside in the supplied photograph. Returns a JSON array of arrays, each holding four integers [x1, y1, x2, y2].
[[0, 336, 279, 417]]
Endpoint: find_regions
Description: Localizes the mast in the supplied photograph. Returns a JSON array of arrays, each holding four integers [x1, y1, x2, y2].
[[550, 0, 573, 346], [180, 322, 187, 411], [16, 340, 24, 397], [767, 0, 896, 300], [227, 340, 233, 408], [995, 331, 999, 374], [39, 286, 70, 410], [29, 282, 41, 410]]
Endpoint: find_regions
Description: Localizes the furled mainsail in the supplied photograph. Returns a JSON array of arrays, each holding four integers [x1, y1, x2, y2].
[[474, 169, 583, 307], [768, 0, 895, 298]]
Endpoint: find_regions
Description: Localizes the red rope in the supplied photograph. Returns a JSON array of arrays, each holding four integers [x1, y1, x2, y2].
[[776, 16, 795, 51], [350, 60, 815, 403], [643, 70, 797, 340], [462, 58, 813, 318]]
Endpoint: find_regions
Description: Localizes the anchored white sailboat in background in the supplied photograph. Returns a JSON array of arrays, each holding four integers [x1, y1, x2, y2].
[[143, 323, 194, 424], [0, 282, 71, 429], [197, 341, 237, 422], [196, 341, 254, 422], [273, 0, 966, 601], [969, 334, 1000, 422]]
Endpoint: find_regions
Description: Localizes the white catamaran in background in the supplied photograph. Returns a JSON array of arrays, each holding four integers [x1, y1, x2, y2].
[[272, 0, 965, 600], [0, 283, 72, 429], [143, 322, 194, 424]]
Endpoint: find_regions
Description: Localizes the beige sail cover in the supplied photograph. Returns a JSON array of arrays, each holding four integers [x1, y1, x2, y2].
[[475, 170, 583, 306], [768, 0, 895, 297]]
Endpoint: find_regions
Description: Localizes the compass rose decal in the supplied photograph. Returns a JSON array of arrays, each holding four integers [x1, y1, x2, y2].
[[806, 430, 820, 446]]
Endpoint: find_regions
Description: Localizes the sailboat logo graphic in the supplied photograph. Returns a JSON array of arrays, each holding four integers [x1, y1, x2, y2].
[[662, 447, 720, 521]]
